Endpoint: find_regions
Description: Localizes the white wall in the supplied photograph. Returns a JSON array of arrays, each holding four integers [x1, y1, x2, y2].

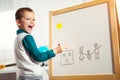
[[0, 10, 17, 65]]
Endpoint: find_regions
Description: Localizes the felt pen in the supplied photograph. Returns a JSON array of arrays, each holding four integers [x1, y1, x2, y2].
[[0, 63, 16, 69], [5, 63, 16, 67]]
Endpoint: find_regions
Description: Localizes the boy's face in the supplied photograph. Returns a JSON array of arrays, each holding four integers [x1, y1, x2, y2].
[[16, 11, 35, 34]]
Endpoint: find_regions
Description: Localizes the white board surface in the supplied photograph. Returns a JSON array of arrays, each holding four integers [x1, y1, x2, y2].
[[52, 3, 113, 76]]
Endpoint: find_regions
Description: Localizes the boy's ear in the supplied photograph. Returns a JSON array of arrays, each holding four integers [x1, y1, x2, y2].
[[16, 19, 20, 26]]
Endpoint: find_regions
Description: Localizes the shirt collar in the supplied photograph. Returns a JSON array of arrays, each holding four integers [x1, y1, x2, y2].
[[16, 29, 28, 35]]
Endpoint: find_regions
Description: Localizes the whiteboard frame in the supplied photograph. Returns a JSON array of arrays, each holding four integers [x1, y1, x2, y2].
[[49, 0, 120, 80]]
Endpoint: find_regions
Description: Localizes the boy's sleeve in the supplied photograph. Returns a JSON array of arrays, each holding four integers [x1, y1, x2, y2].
[[22, 35, 56, 62]]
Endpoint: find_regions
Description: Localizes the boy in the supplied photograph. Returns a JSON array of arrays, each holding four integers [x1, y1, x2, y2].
[[14, 7, 62, 80]]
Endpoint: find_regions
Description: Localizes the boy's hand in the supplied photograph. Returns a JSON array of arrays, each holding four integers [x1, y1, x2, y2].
[[53, 45, 62, 54]]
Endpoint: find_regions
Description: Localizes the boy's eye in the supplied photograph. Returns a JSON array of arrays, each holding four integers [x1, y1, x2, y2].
[[26, 18, 30, 20], [26, 18, 35, 21], [33, 19, 35, 21]]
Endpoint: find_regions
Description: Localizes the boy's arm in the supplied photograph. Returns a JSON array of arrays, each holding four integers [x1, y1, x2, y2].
[[22, 35, 56, 62]]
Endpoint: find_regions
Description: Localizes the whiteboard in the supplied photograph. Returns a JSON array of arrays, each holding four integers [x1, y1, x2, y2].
[[52, 3, 112, 76], [49, 0, 120, 80]]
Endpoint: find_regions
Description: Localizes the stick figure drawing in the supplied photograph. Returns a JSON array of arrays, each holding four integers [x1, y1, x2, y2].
[[78, 46, 85, 62], [92, 43, 102, 60]]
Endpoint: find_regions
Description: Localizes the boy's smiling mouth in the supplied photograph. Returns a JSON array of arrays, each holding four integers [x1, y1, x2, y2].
[[28, 25, 33, 29]]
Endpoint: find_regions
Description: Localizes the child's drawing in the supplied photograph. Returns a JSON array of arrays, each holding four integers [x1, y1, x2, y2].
[[78, 43, 102, 62], [60, 43, 102, 65], [60, 50, 74, 66], [92, 43, 102, 60], [86, 50, 92, 60], [78, 46, 85, 62]]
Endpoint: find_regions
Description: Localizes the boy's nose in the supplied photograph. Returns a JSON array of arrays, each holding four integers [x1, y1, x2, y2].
[[30, 20, 34, 23]]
